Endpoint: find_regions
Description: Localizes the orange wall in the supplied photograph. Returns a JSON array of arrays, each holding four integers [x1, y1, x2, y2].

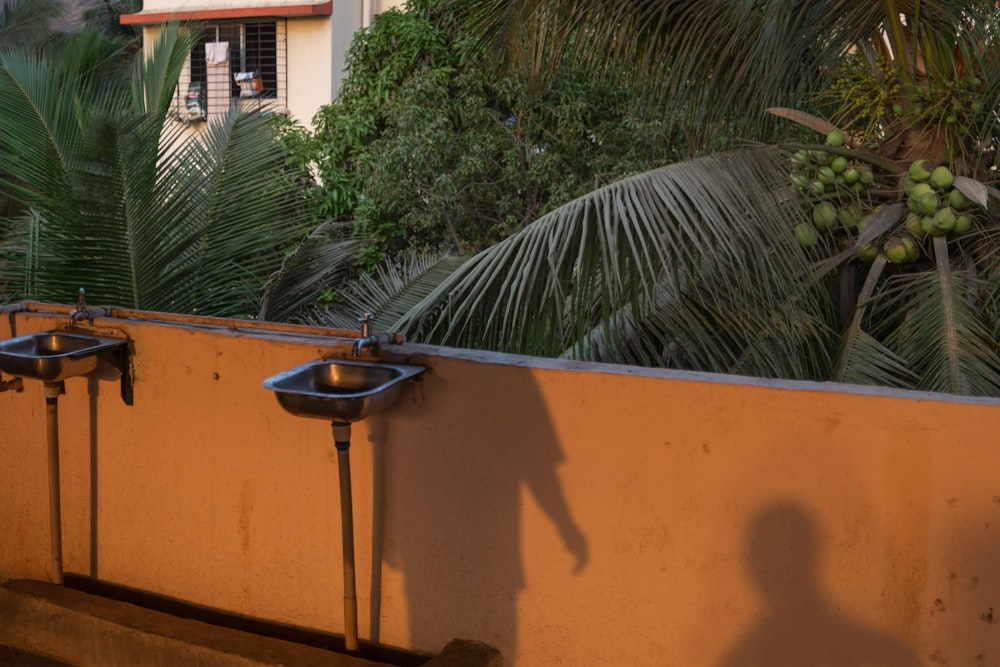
[[1, 307, 998, 666]]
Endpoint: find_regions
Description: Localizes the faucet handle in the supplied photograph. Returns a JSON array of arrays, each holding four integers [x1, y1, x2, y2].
[[357, 313, 374, 337], [76, 288, 86, 311]]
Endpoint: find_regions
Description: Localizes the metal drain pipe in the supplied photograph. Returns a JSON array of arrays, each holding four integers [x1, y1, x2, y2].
[[44, 381, 65, 585], [332, 421, 359, 654]]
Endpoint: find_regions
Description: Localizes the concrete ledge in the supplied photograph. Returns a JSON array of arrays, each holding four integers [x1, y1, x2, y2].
[[0, 581, 501, 667], [0, 580, 390, 667]]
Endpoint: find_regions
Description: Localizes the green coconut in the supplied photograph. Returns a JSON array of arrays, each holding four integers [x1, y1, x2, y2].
[[884, 238, 909, 263], [931, 207, 956, 234], [830, 156, 848, 174], [909, 159, 931, 182], [795, 222, 820, 247], [791, 150, 811, 166], [948, 188, 974, 210], [838, 206, 863, 228], [825, 130, 846, 147], [929, 165, 955, 190], [813, 202, 838, 229], [904, 212, 924, 236], [856, 242, 879, 262], [915, 192, 939, 216], [953, 215, 972, 235]]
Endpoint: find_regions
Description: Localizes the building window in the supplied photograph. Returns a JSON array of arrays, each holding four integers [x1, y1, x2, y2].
[[179, 19, 286, 120]]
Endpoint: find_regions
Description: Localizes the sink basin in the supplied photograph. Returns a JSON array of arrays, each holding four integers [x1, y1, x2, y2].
[[263, 358, 424, 423], [0, 332, 127, 382]]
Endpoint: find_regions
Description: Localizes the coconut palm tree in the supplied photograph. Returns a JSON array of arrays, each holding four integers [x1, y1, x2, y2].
[[277, 1, 1000, 396], [0, 23, 314, 317]]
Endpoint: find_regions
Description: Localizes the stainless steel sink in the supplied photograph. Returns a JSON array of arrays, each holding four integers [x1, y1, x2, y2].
[[263, 358, 424, 423], [0, 332, 127, 382]]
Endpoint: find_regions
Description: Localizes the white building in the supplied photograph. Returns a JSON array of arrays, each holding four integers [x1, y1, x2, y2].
[[121, 0, 403, 128]]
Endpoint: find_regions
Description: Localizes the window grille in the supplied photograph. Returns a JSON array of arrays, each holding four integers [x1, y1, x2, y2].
[[182, 19, 284, 119]]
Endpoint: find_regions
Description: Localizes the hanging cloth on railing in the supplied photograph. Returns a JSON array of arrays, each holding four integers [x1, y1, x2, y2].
[[205, 41, 228, 65]]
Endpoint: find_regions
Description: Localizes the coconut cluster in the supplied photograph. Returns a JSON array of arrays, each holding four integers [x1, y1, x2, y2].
[[902, 160, 977, 239], [788, 130, 875, 250], [788, 130, 983, 264]]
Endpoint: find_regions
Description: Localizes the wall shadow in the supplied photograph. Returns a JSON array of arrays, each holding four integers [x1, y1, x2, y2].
[[381, 363, 588, 662], [718, 501, 919, 667]]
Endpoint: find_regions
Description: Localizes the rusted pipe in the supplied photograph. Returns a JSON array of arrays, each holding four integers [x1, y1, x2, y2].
[[44, 381, 65, 585], [332, 421, 359, 654]]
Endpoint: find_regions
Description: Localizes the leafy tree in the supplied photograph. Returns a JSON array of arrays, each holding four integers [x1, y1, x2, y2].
[[305, 0, 687, 267], [0, 24, 314, 317]]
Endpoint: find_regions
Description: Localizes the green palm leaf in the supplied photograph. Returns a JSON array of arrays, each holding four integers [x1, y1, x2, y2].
[[259, 221, 365, 323], [450, 1, 997, 140], [833, 253, 917, 388], [292, 253, 469, 331], [0, 26, 311, 318], [396, 146, 833, 378], [875, 237, 1000, 396]]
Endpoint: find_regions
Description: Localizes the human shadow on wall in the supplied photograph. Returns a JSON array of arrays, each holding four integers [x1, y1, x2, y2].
[[717, 501, 920, 667], [381, 363, 588, 662]]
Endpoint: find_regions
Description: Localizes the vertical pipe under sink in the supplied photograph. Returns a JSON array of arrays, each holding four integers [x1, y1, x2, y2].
[[332, 421, 359, 654], [44, 381, 64, 585]]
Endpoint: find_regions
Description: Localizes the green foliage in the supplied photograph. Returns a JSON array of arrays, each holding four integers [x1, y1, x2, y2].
[[300, 0, 685, 268], [0, 24, 313, 317], [0, 0, 61, 48]]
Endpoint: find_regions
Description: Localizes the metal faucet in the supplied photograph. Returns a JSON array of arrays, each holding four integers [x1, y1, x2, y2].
[[70, 287, 110, 324], [351, 313, 379, 357], [70, 288, 90, 323]]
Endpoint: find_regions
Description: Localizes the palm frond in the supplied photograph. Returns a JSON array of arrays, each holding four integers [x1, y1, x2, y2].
[[152, 111, 315, 317], [299, 253, 468, 331], [875, 237, 1000, 396], [450, 1, 995, 141], [130, 21, 197, 115], [396, 147, 830, 374], [0, 48, 85, 207], [259, 221, 364, 322], [833, 253, 917, 388]]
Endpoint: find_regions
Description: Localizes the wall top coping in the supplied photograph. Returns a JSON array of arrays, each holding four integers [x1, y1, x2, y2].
[[5, 300, 999, 409]]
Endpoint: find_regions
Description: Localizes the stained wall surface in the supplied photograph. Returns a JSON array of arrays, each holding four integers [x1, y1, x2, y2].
[[1, 307, 998, 666]]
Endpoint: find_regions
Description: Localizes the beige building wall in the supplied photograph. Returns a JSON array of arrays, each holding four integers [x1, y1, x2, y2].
[[1, 305, 998, 666], [132, 0, 404, 129]]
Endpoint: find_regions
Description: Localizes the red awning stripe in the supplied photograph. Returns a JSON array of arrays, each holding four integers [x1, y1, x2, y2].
[[120, 1, 332, 25]]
